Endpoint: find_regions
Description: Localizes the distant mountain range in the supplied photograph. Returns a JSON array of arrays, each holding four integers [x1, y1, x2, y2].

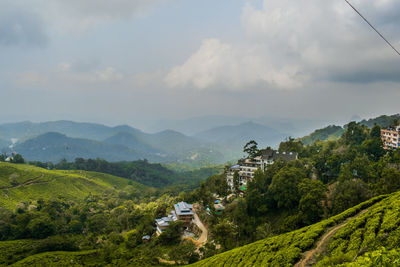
[[0, 121, 225, 164], [195, 121, 284, 145], [1, 114, 398, 164], [10, 132, 154, 163], [146, 115, 323, 136], [0, 120, 142, 141], [194, 121, 287, 158]]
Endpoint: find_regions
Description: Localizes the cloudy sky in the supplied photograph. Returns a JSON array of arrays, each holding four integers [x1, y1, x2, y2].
[[1, 0, 399, 129]]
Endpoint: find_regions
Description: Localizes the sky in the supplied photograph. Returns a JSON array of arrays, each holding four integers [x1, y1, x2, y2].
[[1, 0, 399, 130]]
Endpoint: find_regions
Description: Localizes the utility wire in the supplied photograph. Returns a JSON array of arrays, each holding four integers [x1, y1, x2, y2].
[[344, 0, 400, 57]]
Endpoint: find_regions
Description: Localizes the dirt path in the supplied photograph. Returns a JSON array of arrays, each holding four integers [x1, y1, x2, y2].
[[184, 204, 208, 250], [295, 209, 369, 267], [193, 209, 208, 245], [158, 257, 176, 265]]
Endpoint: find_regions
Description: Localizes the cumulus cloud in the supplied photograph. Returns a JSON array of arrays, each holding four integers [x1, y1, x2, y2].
[[165, 0, 400, 91], [242, 0, 400, 83], [0, 2, 48, 47], [165, 38, 308, 90]]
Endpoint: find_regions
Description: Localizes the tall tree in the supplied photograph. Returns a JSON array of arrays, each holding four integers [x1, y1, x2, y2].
[[243, 140, 259, 158], [298, 179, 326, 224], [343, 122, 367, 146], [233, 170, 240, 194], [370, 124, 381, 138], [269, 167, 306, 209], [278, 137, 303, 153]]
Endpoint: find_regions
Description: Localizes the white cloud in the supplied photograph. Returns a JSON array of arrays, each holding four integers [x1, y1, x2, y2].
[[165, 0, 400, 91], [165, 38, 308, 90]]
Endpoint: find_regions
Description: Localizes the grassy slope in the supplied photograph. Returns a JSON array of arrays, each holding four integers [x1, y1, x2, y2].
[[190, 193, 398, 267], [0, 240, 42, 266], [0, 162, 149, 209], [10, 250, 99, 267]]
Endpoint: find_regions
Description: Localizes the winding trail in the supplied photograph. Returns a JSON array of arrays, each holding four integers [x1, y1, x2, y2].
[[295, 209, 369, 267], [192, 206, 208, 246], [184, 204, 208, 251]]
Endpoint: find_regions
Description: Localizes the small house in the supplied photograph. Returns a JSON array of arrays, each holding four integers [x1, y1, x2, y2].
[[174, 202, 194, 226]]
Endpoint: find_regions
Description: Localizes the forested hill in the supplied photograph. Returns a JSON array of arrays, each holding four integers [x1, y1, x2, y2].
[[300, 125, 344, 145], [29, 158, 222, 188], [300, 113, 400, 145], [190, 192, 400, 266]]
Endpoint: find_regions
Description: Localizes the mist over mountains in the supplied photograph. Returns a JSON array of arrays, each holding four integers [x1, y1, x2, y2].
[[0, 120, 290, 164], [2, 114, 396, 164]]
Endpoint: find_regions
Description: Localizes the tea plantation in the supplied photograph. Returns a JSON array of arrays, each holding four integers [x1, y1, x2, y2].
[[0, 162, 150, 209], [190, 192, 400, 266]]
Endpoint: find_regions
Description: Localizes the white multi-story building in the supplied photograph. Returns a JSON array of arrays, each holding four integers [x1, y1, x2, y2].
[[227, 148, 298, 190], [381, 126, 400, 150]]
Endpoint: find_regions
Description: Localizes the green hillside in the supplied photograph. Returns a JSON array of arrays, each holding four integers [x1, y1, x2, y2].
[[299, 113, 400, 145], [300, 125, 344, 145], [0, 162, 150, 209], [359, 114, 400, 128], [10, 250, 99, 267], [190, 192, 400, 266]]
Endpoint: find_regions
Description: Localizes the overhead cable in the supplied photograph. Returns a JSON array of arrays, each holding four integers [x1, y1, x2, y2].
[[344, 0, 400, 57]]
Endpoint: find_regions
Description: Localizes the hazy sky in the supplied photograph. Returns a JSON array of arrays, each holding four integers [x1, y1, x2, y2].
[[1, 0, 399, 128]]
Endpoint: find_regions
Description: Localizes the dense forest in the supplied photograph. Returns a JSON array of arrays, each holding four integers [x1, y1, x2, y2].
[[10, 158, 221, 190]]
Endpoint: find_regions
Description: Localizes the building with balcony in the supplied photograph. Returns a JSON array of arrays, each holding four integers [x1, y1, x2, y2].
[[174, 201, 194, 226], [226, 148, 298, 190], [381, 126, 400, 150]]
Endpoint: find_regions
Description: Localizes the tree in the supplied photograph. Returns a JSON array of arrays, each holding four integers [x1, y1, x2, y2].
[[325, 154, 342, 179], [376, 168, 400, 195], [256, 222, 273, 240], [269, 167, 306, 209], [233, 170, 240, 194], [11, 154, 25, 164], [169, 240, 199, 264], [243, 140, 259, 158], [370, 124, 381, 138], [246, 169, 269, 216], [330, 179, 371, 214], [211, 219, 238, 250], [298, 179, 326, 224], [278, 137, 303, 153], [158, 221, 184, 245], [126, 230, 142, 248], [361, 137, 385, 161], [342, 122, 367, 146], [390, 118, 399, 128], [27, 216, 55, 239]]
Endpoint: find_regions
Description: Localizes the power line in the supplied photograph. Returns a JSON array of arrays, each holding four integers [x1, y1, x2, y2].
[[344, 0, 400, 57]]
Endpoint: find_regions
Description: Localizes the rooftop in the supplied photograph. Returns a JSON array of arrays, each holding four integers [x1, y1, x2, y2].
[[155, 211, 177, 227], [260, 148, 298, 162], [174, 201, 194, 216]]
